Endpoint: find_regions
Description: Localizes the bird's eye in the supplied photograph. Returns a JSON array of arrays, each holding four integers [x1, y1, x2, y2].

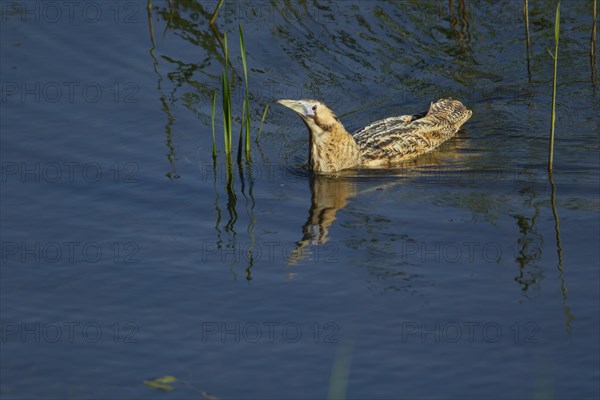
[[311, 105, 317, 111]]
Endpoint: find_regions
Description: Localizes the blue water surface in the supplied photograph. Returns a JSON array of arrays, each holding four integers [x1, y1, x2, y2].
[[1, 1, 599, 399]]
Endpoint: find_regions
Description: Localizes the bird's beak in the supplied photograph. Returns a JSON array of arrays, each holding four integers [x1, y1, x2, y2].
[[278, 99, 313, 118]]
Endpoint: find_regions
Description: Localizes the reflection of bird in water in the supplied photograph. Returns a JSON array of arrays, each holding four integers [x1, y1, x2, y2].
[[287, 175, 355, 265], [278, 98, 472, 174], [286, 146, 480, 265]]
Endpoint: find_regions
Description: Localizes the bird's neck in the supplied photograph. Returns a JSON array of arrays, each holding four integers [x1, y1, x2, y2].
[[307, 121, 361, 174]]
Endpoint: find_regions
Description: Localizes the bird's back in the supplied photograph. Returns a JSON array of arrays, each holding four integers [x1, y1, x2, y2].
[[353, 98, 472, 166]]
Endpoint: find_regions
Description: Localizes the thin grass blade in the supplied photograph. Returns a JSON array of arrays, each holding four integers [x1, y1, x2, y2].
[[211, 89, 217, 159], [239, 25, 252, 154], [237, 100, 245, 163], [222, 71, 231, 153], [256, 103, 269, 143], [239, 25, 249, 88], [209, 0, 224, 25]]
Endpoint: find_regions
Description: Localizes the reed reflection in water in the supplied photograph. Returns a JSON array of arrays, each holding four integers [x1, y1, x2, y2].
[[209, 156, 258, 281]]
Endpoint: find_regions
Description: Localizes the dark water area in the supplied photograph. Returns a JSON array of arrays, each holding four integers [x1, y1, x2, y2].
[[1, 1, 599, 399]]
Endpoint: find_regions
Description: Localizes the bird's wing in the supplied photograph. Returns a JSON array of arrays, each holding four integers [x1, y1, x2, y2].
[[352, 99, 472, 164]]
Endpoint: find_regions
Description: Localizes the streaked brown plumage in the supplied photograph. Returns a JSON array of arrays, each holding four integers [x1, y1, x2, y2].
[[278, 98, 472, 174]]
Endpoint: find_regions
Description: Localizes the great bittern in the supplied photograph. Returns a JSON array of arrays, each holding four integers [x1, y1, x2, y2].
[[278, 98, 472, 174]]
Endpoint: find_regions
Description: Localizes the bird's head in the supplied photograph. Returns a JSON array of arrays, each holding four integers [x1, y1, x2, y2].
[[277, 99, 341, 135], [278, 99, 360, 174]]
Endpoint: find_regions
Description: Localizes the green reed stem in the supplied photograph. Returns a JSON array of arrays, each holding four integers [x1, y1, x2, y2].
[[239, 25, 252, 155], [222, 32, 232, 153], [209, 0, 224, 25], [211, 89, 217, 159], [237, 99, 246, 163], [549, 1, 560, 171], [256, 103, 269, 143], [222, 73, 231, 153], [245, 106, 251, 160]]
